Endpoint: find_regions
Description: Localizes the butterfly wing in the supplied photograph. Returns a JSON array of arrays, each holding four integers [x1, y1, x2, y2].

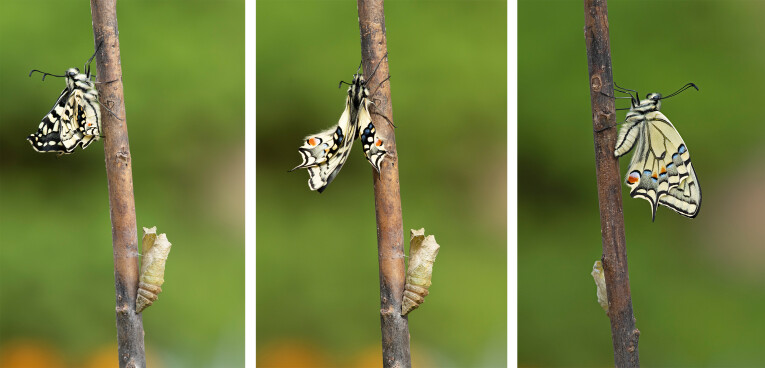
[[357, 99, 388, 172], [70, 88, 101, 149], [27, 87, 80, 153], [618, 111, 700, 220], [654, 113, 701, 217], [292, 97, 357, 192]]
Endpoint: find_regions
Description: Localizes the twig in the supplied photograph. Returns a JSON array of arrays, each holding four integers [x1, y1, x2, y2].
[[583, 0, 640, 366], [356, 1, 411, 367], [90, 1, 146, 367]]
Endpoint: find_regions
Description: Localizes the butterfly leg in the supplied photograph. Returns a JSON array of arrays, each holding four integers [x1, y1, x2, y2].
[[368, 99, 396, 128], [95, 78, 120, 85], [370, 75, 391, 97], [98, 98, 123, 121], [594, 121, 619, 133]]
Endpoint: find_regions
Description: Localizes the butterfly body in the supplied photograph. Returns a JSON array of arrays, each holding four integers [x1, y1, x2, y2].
[[614, 90, 701, 220], [28, 60, 101, 154], [292, 64, 389, 192]]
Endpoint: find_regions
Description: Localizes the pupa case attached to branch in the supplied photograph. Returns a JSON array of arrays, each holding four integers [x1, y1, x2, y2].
[[591, 260, 609, 312], [402, 228, 440, 316], [136, 226, 172, 313]]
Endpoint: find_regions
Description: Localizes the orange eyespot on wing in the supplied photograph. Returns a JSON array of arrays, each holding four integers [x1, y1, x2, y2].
[[627, 171, 640, 184]]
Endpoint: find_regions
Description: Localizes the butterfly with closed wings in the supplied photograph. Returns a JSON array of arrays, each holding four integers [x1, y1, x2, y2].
[[613, 83, 701, 221], [291, 55, 390, 192], [27, 47, 102, 154]]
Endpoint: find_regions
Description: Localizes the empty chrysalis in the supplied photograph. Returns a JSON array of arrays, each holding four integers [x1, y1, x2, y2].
[[136, 226, 172, 313], [402, 228, 440, 316], [591, 260, 609, 312]]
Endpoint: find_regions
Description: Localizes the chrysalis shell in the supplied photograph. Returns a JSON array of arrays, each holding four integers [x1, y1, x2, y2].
[[136, 227, 172, 313], [402, 228, 440, 316], [591, 260, 609, 312]]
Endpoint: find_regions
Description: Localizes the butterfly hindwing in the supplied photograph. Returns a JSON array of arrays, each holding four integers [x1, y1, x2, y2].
[[614, 90, 700, 220], [357, 99, 387, 172]]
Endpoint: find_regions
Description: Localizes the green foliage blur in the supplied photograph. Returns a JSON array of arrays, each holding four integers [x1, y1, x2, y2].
[[520, 0, 765, 366], [257, 1, 506, 367], [0, 1, 244, 367]]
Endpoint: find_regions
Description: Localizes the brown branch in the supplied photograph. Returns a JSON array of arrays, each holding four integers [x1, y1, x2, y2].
[[583, 0, 640, 366], [90, 1, 146, 367], [356, 1, 411, 367]]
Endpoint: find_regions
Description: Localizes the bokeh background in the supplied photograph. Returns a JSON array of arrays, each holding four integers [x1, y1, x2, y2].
[[520, 0, 765, 367], [257, 1, 506, 367], [0, 1, 244, 367]]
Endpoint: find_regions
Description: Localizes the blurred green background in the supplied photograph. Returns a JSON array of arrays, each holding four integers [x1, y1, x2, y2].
[[520, 0, 765, 367], [257, 1, 506, 367], [0, 1, 244, 367]]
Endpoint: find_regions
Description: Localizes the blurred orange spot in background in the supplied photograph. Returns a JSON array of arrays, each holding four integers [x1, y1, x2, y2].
[[257, 339, 333, 368], [0, 339, 65, 368]]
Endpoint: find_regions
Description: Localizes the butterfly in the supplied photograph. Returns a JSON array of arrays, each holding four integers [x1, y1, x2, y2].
[[290, 55, 390, 192], [27, 47, 101, 154], [613, 83, 701, 221]]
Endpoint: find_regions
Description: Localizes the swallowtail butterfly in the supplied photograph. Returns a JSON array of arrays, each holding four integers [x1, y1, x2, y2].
[[291, 56, 390, 192], [27, 47, 101, 154], [613, 83, 701, 221]]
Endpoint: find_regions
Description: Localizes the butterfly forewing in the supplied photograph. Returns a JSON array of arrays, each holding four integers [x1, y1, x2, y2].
[[293, 100, 357, 192], [614, 91, 701, 220]]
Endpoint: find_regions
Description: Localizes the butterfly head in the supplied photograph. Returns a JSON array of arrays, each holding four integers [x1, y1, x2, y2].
[[630, 93, 662, 113], [645, 92, 662, 110], [347, 74, 370, 105]]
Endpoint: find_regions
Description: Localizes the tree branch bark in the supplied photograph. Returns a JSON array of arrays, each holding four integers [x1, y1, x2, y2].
[[356, 1, 411, 367], [90, 1, 146, 367], [583, 0, 640, 366]]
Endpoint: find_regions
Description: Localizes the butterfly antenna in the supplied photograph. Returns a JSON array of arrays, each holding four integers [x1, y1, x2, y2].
[[29, 70, 65, 81], [661, 83, 699, 100]]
